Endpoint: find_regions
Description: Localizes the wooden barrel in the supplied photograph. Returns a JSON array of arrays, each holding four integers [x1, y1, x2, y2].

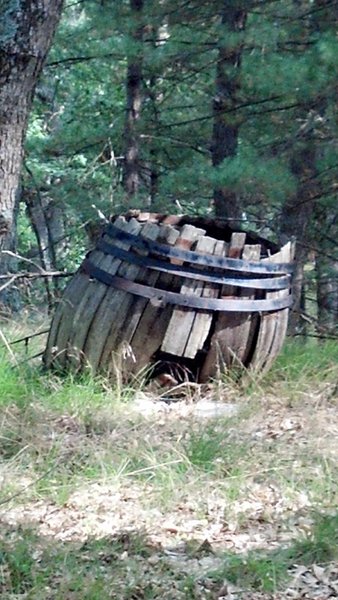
[[44, 212, 295, 381]]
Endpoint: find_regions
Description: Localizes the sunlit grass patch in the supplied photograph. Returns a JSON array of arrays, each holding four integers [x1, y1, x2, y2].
[[266, 339, 338, 391], [184, 423, 249, 476]]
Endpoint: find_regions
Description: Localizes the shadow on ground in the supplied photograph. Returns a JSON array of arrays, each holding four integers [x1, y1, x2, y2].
[[1, 510, 337, 599]]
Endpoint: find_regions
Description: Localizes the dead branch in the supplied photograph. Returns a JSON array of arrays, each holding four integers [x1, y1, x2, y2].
[[0, 271, 73, 293], [9, 329, 50, 345]]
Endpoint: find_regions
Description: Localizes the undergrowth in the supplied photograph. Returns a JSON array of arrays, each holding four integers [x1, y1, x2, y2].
[[0, 328, 337, 599]]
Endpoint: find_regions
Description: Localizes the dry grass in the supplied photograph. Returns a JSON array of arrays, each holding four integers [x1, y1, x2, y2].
[[0, 322, 338, 599]]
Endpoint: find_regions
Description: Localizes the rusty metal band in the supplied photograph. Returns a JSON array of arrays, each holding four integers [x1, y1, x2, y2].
[[106, 224, 294, 275], [96, 238, 291, 291], [82, 259, 292, 312]]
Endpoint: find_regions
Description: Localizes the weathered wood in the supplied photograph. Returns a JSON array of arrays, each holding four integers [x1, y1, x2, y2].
[[66, 217, 142, 369], [184, 239, 227, 359], [98, 221, 163, 371], [117, 224, 181, 376], [249, 241, 294, 375], [199, 232, 247, 382], [128, 224, 205, 372], [53, 216, 136, 368], [169, 224, 206, 265], [45, 212, 293, 382], [81, 218, 155, 372], [44, 270, 87, 367], [263, 240, 295, 369], [161, 226, 209, 355], [47, 252, 103, 368], [237, 244, 262, 366], [175, 236, 218, 358], [113, 224, 180, 349]]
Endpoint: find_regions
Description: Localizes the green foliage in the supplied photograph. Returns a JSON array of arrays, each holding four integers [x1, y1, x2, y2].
[[184, 424, 247, 474], [0, 0, 21, 47], [267, 339, 338, 385], [0, 530, 38, 593], [287, 513, 338, 565], [22, 0, 338, 227]]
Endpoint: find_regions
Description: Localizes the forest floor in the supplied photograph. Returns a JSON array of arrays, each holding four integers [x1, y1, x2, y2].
[[0, 316, 338, 599]]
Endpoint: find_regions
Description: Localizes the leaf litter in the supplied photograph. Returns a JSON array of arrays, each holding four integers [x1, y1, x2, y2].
[[0, 381, 338, 599]]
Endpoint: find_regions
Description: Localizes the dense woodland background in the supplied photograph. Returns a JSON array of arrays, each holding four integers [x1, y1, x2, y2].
[[1, 5, 338, 598], [0, 0, 337, 336]]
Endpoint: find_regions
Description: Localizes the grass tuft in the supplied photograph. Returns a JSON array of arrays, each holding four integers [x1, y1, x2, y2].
[[0, 328, 338, 598]]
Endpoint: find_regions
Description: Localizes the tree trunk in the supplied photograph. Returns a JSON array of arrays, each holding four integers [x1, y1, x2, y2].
[[0, 0, 63, 298], [279, 0, 331, 334], [279, 140, 318, 335], [315, 213, 338, 334], [211, 3, 246, 223], [24, 188, 66, 306], [123, 0, 144, 201]]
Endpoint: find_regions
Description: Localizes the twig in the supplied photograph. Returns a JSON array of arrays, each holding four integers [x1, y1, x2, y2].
[[1, 250, 45, 273], [9, 329, 50, 345], [0, 329, 18, 364], [0, 275, 17, 293], [0, 463, 59, 508], [0, 271, 74, 279], [291, 332, 338, 341], [124, 459, 184, 478], [0, 271, 74, 290], [11, 350, 45, 368]]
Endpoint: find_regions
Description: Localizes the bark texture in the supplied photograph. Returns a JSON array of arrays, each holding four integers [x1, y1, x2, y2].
[[123, 0, 144, 201], [279, 138, 318, 334], [211, 3, 246, 223], [315, 216, 338, 334], [0, 0, 63, 278]]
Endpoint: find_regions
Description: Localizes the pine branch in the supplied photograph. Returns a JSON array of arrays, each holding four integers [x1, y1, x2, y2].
[[163, 94, 290, 128]]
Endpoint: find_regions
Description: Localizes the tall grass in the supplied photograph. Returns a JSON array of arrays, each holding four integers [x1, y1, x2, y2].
[[266, 338, 338, 386]]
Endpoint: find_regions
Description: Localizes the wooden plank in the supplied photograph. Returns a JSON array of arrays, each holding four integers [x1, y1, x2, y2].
[[97, 221, 163, 372], [111, 223, 180, 349], [169, 224, 206, 265], [48, 249, 104, 368], [115, 224, 181, 377], [179, 236, 222, 359], [199, 232, 246, 382], [66, 217, 142, 369], [251, 241, 295, 376], [184, 239, 226, 359], [233, 244, 262, 367], [78, 217, 154, 372], [126, 224, 205, 375], [160, 227, 211, 356], [43, 269, 88, 368], [52, 216, 135, 368]]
